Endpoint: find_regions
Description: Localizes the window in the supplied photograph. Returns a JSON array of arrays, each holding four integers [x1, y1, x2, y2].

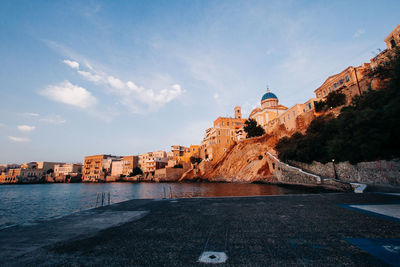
[[345, 75, 350, 82], [318, 92, 321, 97], [227, 122, 229, 126], [323, 90, 326, 96], [339, 79, 344, 85], [333, 83, 337, 88], [328, 87, 331, 92], [292, 111, 295, 117], [287, 114, 290, 120]]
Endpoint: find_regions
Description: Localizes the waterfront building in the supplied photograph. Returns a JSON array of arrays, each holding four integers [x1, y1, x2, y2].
[[54, 163, 82, 177], [121, 155, 139, 176], [249, 89, 288, 129], [111, 160, 123, 177], [139, 151, 168, 173], [82, 155, 121, 182], [170, 145, 200, 165]]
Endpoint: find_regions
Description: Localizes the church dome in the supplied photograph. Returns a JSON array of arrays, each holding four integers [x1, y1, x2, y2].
[[261, 91, 278, 102]]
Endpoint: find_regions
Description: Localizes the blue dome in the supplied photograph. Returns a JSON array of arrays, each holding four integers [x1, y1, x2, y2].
[[261, 92, 278, 101]]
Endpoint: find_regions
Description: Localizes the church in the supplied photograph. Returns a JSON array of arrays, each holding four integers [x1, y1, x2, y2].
[[249, 88, 288, 129]]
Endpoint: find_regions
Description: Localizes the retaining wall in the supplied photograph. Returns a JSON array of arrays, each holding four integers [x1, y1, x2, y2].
[[289, 159, 400, 186]]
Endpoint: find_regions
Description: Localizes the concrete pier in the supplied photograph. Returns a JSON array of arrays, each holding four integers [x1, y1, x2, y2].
[[1, 193, 399, 266]]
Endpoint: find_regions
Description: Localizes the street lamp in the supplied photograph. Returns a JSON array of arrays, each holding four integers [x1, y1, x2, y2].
[[332, 159, 338, 180]]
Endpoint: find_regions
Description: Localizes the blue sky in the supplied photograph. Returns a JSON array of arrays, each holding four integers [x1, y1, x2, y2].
[[0, 0, 398, 164]]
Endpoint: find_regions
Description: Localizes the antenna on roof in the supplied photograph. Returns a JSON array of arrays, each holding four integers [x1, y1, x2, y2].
[[267, 84, 270, 93]]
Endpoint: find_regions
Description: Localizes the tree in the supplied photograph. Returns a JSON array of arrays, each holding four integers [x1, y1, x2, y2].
[[190, 157, 202, 164], [244, 118, 265, 138], [325, 91, 346, 108], [130, 167, 143, 176], [46, 169, 54, 174]]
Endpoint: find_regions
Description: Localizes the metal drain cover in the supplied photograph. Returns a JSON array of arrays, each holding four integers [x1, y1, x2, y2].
[[198, 251, 228, 264]]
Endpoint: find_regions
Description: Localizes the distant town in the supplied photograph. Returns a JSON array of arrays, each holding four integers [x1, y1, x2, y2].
[[1, 25, 399, 185]]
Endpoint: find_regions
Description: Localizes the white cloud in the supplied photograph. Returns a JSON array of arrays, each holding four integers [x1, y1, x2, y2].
[[62, 58, 185, 113], [63, 59, 80, 69], [0, 122, 6, 128], [17, 125, 36, 132], [39, 115, 66, 125], [8, 136, 30, 142], [40, 80, 97, 109], [213, 93, 219, 99], [354, 29, 366, 38], [23, 112, 40, 117], [77, 70, 103, 83], [107, 76, 125, 90]]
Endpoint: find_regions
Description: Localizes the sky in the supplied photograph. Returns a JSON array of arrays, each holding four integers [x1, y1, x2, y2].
[[0, 0, 398, 164]]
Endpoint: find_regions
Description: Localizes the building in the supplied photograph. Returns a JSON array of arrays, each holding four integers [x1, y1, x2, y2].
[[111, 160, 123, 177], [273, 98, 319, 132], [384, 24, 400, 50], [199, 107, 246, 162], [0, 168, 20, 184], [314, 65, 370, 99], [249, 88, 288, 129], [54, 163, 82, 177], [139, 151, 168, 173], [121, 155, 139, 176], [169, 145, 200, 165], [82, 154, 121, 182]]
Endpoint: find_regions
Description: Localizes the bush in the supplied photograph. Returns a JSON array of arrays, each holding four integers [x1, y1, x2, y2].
[[314, 91, 346, 112], [173, 164, 183, 168], [244, 118, 265, 138], [326, 91, 346, 108]]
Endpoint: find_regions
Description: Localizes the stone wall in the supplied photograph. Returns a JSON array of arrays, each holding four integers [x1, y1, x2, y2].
[[289, 159, 400, 186], [265, 152, 321, 186], [154, 167, 186, 182]]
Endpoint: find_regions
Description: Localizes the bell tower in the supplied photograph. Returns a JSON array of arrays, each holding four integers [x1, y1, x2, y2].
[[234, 106, 242, 119]]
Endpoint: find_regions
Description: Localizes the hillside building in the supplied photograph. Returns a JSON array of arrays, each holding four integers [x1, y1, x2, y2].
[[199, 107, 246, 162]]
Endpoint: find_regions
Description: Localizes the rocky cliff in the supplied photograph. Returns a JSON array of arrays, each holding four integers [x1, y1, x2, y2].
[[183, 134, 279, 183]]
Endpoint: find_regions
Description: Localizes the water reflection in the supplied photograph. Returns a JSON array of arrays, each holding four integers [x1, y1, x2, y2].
[[0, 182, 304, 229]]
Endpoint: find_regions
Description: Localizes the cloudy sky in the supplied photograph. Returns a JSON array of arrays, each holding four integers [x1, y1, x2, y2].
[[0, 0, 398, 163]]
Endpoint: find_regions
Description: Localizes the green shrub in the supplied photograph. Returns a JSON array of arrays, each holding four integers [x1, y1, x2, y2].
[[244, 118, 265, 138]]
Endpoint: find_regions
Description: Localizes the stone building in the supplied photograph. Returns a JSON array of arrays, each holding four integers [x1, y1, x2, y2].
[[314, 64, 370, 99], [384, 24, 400, 50]]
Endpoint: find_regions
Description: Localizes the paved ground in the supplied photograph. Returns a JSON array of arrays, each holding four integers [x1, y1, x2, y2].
[[1, 193, 400, 266]]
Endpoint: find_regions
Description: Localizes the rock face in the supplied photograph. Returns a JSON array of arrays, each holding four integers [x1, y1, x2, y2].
[[193, 134, 279, 183]]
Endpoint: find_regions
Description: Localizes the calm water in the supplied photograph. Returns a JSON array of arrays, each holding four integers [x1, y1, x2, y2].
[[0, 182, 311, 229]]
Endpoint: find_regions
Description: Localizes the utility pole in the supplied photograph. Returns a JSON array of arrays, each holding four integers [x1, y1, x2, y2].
[[354, 67, 362, 96]]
